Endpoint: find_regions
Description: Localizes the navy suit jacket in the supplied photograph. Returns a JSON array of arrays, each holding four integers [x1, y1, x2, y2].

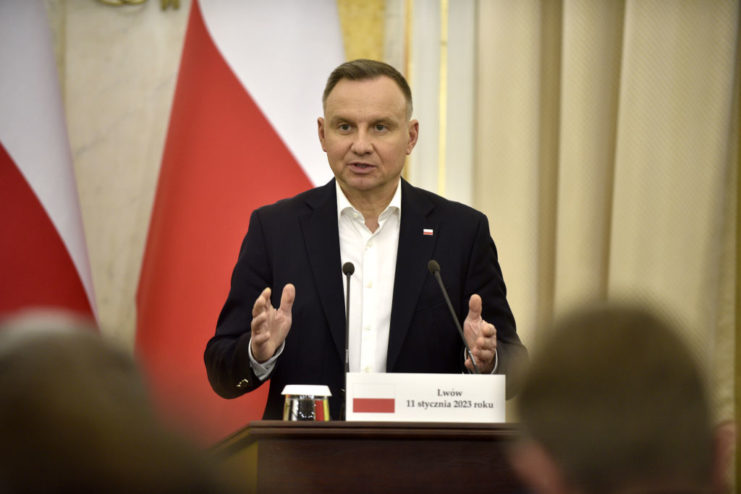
[[205, 179, 527, 419]]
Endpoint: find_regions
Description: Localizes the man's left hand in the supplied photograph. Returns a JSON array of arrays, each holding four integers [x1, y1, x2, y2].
[[463, 294, 497, 374]]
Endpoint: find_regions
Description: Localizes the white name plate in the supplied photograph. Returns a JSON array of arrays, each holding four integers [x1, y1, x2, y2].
[[345, 372, 505, 423]]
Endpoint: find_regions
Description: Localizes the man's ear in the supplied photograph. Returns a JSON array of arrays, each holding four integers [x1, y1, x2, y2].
[[406, 119, 419, 154], [317, 117, 327, 151], [508, 440, 570, 494]]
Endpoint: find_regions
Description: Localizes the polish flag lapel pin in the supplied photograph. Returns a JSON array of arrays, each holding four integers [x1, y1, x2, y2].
[[423, 228, 434, 236]]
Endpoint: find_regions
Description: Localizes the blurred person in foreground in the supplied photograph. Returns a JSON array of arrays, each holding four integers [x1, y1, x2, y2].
[[509, 304, 734, 494], [0, 311, 237, 494]]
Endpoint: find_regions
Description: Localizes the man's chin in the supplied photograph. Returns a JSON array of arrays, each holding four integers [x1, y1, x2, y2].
[[338, 176, 380, 192]]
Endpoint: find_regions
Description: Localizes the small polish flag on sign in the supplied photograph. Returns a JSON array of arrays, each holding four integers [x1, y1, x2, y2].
[[350, 382, 397, 414], [423, 228, 434, 236], [353, 398, 396, 413]]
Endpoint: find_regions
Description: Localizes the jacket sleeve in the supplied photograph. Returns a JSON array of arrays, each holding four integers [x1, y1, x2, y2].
[[204, 209, 271, 399], [465, 213, 529, 399]]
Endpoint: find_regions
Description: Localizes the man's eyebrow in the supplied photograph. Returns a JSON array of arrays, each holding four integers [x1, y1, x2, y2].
[[373, 118, 395, 125], [328, 114, 398, 126], [328, 115, 352, 125]]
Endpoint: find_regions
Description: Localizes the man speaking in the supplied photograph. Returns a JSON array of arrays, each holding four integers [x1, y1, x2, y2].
[[205, 59, 527, 419]]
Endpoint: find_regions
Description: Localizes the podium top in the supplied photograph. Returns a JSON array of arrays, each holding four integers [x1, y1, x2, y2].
[[212, 420, 521, 458]]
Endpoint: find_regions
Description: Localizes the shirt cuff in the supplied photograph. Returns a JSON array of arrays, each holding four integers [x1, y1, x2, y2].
[[248, 338, 285, 381]]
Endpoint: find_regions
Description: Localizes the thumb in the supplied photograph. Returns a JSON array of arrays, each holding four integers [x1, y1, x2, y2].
[[468, 294, 482, 320], [279, 283, 296, 313]]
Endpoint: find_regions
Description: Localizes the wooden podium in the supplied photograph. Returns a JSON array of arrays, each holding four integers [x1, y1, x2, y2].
[[211, 421, 525, 493]]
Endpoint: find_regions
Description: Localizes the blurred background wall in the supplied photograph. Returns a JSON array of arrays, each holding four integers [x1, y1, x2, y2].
[[42, 0, 736, 445]]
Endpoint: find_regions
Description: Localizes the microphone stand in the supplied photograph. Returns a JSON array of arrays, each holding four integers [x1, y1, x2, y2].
[[428, 260, 480, 374], [340, 262, 354, 419]]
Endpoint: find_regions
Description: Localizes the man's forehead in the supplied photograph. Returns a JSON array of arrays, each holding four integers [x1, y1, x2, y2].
[[323, 77, 408, 116], [330, 75, 405, 96]]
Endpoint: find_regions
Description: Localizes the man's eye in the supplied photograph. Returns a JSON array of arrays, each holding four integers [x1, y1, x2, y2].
[[338, 124, 351, 131], [375, 124, 387, 131]]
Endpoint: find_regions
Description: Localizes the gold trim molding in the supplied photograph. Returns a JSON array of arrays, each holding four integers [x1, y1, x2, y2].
[[96, 0, 180, 10]]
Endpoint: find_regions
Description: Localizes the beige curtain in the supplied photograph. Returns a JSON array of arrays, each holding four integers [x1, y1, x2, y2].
[[475, 0, 738, 432]]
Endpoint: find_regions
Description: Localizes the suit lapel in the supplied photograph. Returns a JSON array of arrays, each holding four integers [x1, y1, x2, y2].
[[299, 180, 346, 360], [387, 180, 438, 371]]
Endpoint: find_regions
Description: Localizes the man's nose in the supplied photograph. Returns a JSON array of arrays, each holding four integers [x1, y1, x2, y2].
[[351, 129, 373, 154]]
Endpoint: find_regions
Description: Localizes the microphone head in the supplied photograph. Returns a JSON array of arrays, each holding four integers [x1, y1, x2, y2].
[[342, 262, 355, 276], [427, 259, 440, 274]]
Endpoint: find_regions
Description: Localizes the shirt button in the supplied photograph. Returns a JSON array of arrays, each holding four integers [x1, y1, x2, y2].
[[366, 281, 373, 289], [363, 366, 371, 373], [364, 326, 371, 332]]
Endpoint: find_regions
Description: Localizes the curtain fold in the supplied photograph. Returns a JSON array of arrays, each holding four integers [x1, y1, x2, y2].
[[475, 0, 738, 432], [554, 0, 624, 314]]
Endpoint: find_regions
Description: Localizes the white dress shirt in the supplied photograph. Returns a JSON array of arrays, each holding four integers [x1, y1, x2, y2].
[[249, 181, 401, 379], [337, 181, 401, 373]]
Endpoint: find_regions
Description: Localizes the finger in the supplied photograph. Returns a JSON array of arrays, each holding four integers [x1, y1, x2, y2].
[[252, 287, 272, 317], [252, 330, 271, 345], [474, 346, 495, 363], [476, 323, 497, 349], [476, 334, 496, 351], [279, 283, 296, 313], [465, 353, 490, 372], [464, 357, 474, 372], [250, 311, 269, 333], [469, 346, 495, 373], [479, 321, 496, 339], [468, 294, 483, 321]]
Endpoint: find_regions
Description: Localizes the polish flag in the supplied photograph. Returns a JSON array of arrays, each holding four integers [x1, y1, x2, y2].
[[0, 1, 96, 322], [136, 0, 343, 444], [353, 398, 396, 414], [352, 384, 397, 414]]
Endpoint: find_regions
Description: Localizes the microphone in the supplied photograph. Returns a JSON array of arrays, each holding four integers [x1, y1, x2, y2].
[[341, 261, 355, 419], [342, 262, 355, 375], [427, 260, 480, 374]]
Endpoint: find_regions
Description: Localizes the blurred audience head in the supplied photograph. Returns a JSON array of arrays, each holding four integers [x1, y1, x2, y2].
[[0, 309, 236, 494], [510, 303, 720, 494]]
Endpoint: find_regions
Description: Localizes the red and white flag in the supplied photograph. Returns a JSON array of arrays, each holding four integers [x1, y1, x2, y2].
[[136, 0, 344, 444], [0, 1, 96, 322]]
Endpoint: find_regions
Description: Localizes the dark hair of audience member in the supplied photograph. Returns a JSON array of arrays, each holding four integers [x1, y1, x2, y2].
[[515, 304, 715, 494], [0, 313, 238, 494]]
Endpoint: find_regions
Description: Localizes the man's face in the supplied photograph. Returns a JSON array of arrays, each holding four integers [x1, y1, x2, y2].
[[318, 76, 418, 199]]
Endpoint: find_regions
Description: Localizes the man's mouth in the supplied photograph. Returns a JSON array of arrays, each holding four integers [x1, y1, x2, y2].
[[349, 162, 374, 172]]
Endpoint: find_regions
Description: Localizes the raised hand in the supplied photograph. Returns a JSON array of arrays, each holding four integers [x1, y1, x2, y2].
[[250, 284, 295, 363], [463, 293, 497, 374]]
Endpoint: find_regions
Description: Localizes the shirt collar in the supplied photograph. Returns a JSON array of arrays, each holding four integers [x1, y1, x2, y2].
[[336, 180, 402, 222]]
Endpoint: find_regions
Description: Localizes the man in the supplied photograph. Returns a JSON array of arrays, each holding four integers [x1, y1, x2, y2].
[[205, 59, 527, 419], [509, 304, 724, 494]]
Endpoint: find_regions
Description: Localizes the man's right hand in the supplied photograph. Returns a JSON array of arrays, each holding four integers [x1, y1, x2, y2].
[[250, 284, 295, 363]]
